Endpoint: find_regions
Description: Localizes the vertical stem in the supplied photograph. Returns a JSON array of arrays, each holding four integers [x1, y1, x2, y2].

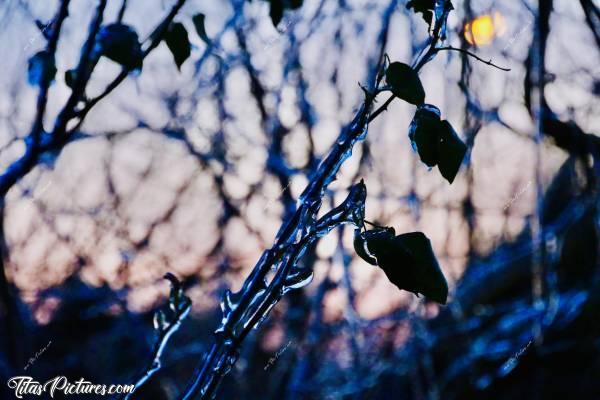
[[531, 0, 552, 344]]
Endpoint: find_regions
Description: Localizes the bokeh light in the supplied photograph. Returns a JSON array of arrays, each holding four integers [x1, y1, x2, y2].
[[464, 12, 506, 46]]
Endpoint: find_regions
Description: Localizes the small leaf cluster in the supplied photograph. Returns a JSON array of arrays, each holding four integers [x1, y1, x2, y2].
[[384, 61, 467, 183], [336, 183, 448, 304], [27, 13, 212, 90]]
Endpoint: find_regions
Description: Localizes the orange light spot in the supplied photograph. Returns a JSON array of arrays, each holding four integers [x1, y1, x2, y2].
[[464, 13, 506, 46]]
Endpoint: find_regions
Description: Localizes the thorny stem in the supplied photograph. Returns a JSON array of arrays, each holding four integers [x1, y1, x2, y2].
[[368, 93, 395, 123]]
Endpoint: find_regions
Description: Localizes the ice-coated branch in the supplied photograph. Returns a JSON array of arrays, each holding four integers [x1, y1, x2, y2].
[[181, 181, 368, 400], [178, 0, 447, 396], [0, 0, 189, 199], [122, 273, 191, 400], [180, 80, 380, 399], [180, 83, 381, 399]]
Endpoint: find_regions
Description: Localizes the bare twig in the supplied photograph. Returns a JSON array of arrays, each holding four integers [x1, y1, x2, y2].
[[0, 0, 71, 198], [117, 0, 128, 23], [52, 0, 108, 141], [122, 274, 192, 399], [72, 0, 187, 132], [435, 46, 511, 71]]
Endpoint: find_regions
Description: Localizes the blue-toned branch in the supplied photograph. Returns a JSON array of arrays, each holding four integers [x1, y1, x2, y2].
[[122, 273, 191, 399]]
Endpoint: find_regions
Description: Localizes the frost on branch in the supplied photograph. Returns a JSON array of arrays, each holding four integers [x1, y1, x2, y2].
[[216, 181, 367, 339]]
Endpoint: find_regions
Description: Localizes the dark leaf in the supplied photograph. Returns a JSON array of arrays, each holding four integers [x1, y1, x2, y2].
[[385, 62, 425, 105], [423, 10, 433, 27], [192, 13, 211, 44], [165, 22, 191, 70], [437, 120, 467, 183], [407, 104, 466, 183], [356, 227, 448, 304], [406, 0, 435, 27], [353, 227, 395, 265], [269, 0, 284, 27], [408, 104, 442, 167], [354, 231, 377, 265], [406, 0, 435, 13], [392, 232, 448, 304], [264, 0, 303, 27], [27, 51, 56, 86], [96, 23, 143, 70]]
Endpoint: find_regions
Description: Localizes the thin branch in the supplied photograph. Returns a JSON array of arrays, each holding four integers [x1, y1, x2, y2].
[[117, 0, 127, 23], [0, 0, 71, 198], [368, 93, 395, 123], [52, 0, 108, 141], [435, 46, 511, 71], [122, 274, 192, 399], [370, 0, 457, 124], [71, 0, 187, 132]]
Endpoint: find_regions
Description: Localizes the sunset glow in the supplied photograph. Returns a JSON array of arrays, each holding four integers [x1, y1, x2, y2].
[[464, 12, 506, 46]]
